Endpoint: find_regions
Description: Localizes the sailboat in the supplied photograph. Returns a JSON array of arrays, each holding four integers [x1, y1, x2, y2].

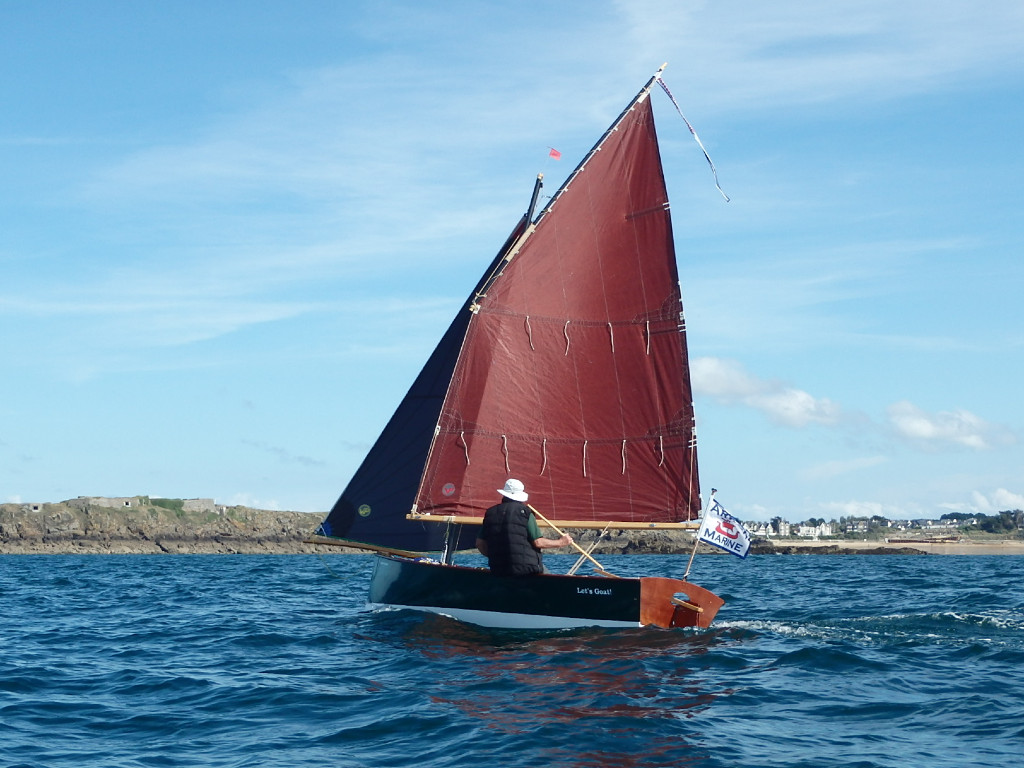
[[311, 66, 726, 630]]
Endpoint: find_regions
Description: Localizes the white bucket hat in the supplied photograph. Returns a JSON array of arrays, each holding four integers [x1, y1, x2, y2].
[[497, 478, 528, 502]]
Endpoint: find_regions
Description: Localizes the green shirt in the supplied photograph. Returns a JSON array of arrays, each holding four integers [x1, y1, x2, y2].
[[526, 512, 541, 541]]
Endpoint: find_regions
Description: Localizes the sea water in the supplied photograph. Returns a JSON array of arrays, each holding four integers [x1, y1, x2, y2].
[[1, 553, 1021, 768]]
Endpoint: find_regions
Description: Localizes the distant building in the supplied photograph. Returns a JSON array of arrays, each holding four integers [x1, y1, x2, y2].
[[74, 496, 218, 514], [797, 522, 835, 539]]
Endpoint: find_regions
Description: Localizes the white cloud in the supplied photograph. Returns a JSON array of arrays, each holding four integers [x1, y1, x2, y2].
[[616, 0, 1024, 113], [971, 489, 1024, 513], [937, 489, 1024, 516], [801, 455, 887, 481], [886, 400, 1015, 451], [819, 498, 922, 520], [820, 499, 884, 518], [692, 356, 841, 427]]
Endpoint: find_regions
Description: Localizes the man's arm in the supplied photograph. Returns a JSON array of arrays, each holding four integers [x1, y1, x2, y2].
[[532, 533, 573, 550], [526, 511, 572, 550]]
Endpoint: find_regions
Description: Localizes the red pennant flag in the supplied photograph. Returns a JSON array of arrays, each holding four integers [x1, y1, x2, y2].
[[548, 147, 561, 160]]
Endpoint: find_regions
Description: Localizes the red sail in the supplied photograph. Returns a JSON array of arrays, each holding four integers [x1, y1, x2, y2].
[[415, 94, 700, 524]]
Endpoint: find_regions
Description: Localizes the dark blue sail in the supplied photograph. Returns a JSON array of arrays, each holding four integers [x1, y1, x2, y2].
[[318, 216, 530, 552]]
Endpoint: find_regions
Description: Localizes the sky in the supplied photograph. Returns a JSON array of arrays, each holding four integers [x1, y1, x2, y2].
[[2, 0, 1023, 522]]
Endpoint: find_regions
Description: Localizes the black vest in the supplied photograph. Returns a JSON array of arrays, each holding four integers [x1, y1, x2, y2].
[[480, 501, 543, 576]]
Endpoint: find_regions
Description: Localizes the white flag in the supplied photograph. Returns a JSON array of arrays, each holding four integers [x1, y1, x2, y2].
[[698, 498, 751, 559]]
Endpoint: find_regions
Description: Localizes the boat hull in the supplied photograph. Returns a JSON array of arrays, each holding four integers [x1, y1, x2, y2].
[[367, 555, 723, 630]]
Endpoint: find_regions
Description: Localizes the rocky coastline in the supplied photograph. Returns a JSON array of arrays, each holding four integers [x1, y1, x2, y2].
[[3, 498, 1018, 555], [0, 498, 331, 555]]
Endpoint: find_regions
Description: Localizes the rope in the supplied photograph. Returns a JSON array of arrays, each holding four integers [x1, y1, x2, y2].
[[656, 76, 730, 202], [502, 434, 510, 472], [658, 434, 665, 467], [621, 439, 627, 474], [525, 315, 535, 350], [645, 320, 651, 355], [540, 438, 548, 475], [563, 320, 571, 355], [460, 431, 470, 466], [607, 322, 615, 353], [582, 440, 588, 477], [315, 551, 349, 580]]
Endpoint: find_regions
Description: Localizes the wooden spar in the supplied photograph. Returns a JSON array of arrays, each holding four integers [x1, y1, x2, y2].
[[304, 535, 422, 559], [527, 64, 668, 231]]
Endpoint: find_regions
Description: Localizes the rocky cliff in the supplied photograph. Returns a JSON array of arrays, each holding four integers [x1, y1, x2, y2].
[[1, 498, 927, 555], [0, 498, 331, 554]]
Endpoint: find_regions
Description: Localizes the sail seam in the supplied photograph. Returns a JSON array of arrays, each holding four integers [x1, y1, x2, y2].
[[478, 307, 678, 326], [438, 428, 689, 446]]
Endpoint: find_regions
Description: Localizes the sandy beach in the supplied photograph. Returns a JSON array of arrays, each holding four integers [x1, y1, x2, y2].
[[785, 538, 1024, 555]]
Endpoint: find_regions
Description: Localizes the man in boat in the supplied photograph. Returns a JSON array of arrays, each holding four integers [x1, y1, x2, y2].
[[476, 479, 573, 576]]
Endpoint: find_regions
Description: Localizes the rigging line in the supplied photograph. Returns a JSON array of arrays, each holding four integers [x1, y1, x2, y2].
[[645, 320, 651, 355], [315, 551, 350, 580], [658, 434, 665, 467], [621, 439, 627, 475], [567, 525, 610, 575], [607, 322, 615, 353], [582, 440, 588, 478], [540, 438, 548, 476], [460, 431, 470, 466], [655, 76, 730, 202], [563, 320, 571, 355], [502, 434, 510, 472], [525, 315, 535, 350]]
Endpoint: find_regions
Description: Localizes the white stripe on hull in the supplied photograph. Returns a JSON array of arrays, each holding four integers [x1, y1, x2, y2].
[[369, 602, 640, 630]]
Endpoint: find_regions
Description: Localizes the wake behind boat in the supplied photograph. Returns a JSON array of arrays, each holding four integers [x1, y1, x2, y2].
[[310, 65, 739, 629]]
